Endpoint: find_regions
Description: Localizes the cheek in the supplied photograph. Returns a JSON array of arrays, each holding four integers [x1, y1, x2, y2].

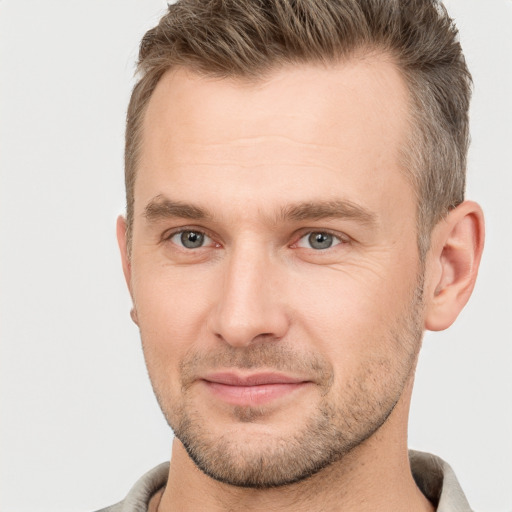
[[293, 274, 422, 407], [134, 261, 214, 324], [290, 262, 420, 359], [132, 264, 217, 374]]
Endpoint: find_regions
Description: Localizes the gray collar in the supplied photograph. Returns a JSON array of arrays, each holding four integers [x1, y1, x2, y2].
[[410, 450, 473, 511], [98, 450, 472, 511]]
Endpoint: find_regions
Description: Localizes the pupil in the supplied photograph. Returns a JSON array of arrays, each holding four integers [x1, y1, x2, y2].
[[181, 231, 204, 248], [309, 232, 333, 250]]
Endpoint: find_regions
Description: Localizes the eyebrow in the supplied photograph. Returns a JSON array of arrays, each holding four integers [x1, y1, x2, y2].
[[279, 200, 377, 225], [144, 195, 211, 222], [143, 195, 376, 226]]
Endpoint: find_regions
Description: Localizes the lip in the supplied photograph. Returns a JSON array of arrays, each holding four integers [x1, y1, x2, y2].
[[200, 372, 310, 406]]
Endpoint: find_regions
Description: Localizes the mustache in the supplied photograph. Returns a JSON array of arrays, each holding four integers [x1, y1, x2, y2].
[[179, 342, 334, 390]]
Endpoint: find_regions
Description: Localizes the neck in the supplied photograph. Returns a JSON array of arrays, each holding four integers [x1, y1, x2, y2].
[[158, 380, 433, 512]]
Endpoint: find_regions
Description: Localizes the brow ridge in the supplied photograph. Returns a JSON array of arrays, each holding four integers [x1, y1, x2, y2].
[[143, 195, 376, 226], [279, 200, 376, 225], [144, 195, 210, 221]]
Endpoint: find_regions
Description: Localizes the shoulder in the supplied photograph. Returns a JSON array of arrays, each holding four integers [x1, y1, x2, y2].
[[93, 504, 123, 512], [409, 450, 473, 512]]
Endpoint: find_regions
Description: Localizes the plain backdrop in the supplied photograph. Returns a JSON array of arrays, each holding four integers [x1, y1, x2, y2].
[[1, 1, 511, 511]]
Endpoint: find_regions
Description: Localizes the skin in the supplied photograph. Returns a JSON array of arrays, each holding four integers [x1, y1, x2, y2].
[[118, 56, 484, 511]]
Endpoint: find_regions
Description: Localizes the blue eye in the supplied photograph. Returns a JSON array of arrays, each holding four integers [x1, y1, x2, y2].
[[170, 230, 211, 249], [297, 232, 342, 250]]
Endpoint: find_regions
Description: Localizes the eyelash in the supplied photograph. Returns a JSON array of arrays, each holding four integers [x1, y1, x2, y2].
[[163, 228, 219, 249], [293, 230, 347, 250], [163, 227, 349, 251]]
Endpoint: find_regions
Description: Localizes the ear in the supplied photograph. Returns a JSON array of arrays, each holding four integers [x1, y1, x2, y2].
[[116, 215, 139, 326], [424, 201, 485, 331]]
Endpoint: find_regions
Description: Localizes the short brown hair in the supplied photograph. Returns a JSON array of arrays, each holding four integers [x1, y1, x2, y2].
[[125, 0, 472, 256]]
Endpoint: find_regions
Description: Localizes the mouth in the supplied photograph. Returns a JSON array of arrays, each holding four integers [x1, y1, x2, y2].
[[200, 371, 311, 407]]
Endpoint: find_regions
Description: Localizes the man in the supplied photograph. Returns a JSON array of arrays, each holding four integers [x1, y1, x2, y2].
[[103, 0, 485, 510]]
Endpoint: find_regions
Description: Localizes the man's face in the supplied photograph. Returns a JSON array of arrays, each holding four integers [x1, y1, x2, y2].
[[124, 58, 425, 487]]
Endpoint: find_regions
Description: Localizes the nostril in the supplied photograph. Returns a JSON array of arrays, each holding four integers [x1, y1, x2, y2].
[[213, 331, 283, 347]]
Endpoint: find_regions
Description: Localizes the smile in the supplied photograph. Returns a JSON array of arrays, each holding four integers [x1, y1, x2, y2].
[[200, 372, 311, 407]]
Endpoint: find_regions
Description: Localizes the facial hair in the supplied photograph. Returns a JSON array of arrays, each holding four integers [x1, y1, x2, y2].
[[144, 279, 424, 489]]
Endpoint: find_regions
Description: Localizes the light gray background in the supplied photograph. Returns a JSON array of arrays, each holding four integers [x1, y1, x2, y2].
[[1, 1, 511, 511]]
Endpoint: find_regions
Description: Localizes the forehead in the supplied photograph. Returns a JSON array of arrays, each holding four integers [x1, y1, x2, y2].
[[136, 56, 412, 221]]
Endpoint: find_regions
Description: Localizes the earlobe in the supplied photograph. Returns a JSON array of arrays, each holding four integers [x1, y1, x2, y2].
[[130, 307, 139, 325], [424, 201, 485, 332]]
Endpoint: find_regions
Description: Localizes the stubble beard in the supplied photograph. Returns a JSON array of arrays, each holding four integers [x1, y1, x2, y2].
[[145, 282, 425, 489]]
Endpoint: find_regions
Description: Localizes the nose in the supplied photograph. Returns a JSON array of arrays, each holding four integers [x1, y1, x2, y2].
[[208, 242, 290, 347]]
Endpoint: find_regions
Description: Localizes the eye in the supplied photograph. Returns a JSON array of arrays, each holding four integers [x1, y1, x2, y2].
[[296, 231, 343, 250], [169, 230, 212, 249]]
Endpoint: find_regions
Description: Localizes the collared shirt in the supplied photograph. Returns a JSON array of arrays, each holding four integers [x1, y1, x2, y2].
[[96, 450, 472, 512]]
